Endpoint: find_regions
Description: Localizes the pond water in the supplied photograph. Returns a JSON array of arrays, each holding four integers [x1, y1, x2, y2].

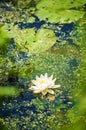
[[0, 1, 86, 130]]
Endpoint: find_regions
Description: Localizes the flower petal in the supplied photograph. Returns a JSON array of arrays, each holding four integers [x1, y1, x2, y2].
[[49, 74, 53, 80], [42, 90, 48, 95], [33, 90, 41, 94], [36, 75, 40, 80], [29, 86, 39, 91], [52, 85, 61, 88], [45, 73, 48, 78], [48, 82, 55, 88], [53, 78, 56, 82], [48, 89, 55, 94], [32, 80, 39, 86], [40, 74, 44, 78]]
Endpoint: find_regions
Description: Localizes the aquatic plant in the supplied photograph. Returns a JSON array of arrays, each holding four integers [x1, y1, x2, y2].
[[0, 1, 86, 130], [8, 25, 57, 54], [29, 73, 60, 96], [0, 118, 8, 130], [57, 23, 86, 130], [35, 0, 86, 23], [0, 27, 10, 54], [18, 0, 39, 9], [0, 86, 20, 97]]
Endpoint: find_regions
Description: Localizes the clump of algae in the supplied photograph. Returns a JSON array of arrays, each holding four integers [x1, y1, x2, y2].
[[57, 22, 86, 130]]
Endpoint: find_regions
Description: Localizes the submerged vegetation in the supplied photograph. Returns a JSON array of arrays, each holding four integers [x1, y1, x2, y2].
[[0, 0, 86, 130]]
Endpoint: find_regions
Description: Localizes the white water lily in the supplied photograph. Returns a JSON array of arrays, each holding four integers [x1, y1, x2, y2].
[[29, 73, 60, 95]]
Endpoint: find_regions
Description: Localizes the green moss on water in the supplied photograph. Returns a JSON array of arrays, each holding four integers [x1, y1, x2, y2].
[[18, 0, 39, 9], [58, 22, 86, 130], [0, 118, 9, 130]]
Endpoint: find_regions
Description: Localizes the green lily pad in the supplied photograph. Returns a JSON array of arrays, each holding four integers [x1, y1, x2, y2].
[[36, 0, 86, 10], [35, 0, 86, 23], [0, 27, 10, 54], [26, 28, 57, 53], [8, 26, 57, 54], [0, 86, 20, 97], [36, 9, 85, 23]]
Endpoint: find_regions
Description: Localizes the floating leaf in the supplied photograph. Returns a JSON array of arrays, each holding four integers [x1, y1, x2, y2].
[[35, 0, 86, 23], [0, 27, 10, 54], [36, 0, 86, 10], [0, 86, 20, 97], [8, 26, 57, 54]]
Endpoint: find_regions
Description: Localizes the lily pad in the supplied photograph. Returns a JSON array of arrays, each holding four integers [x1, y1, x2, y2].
[[36, 9, 85, 23], [36, 0, 86, 10], [35, 0, 86, 23], [27, 28, 57, 53], [9, 26, 57, 54], [0, 86, 20, 97], [0, 27, 10, 54]]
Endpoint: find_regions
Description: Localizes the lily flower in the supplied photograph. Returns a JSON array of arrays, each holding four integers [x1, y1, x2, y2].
[[29, 73, 60, 95]]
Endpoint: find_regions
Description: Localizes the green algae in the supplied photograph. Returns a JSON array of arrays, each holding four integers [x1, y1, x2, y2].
[[0, 28, 80, 130], [0, 55, 34, 82], [18, 61, 35, 78], [18, 0, 39, 9], [58, 23, 86, 130], [0, 118, 9, 130], [32, 98, 45, 110]]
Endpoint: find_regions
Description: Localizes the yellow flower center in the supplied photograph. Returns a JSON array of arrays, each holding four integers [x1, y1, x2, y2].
[[39, 79, 45, 84]]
